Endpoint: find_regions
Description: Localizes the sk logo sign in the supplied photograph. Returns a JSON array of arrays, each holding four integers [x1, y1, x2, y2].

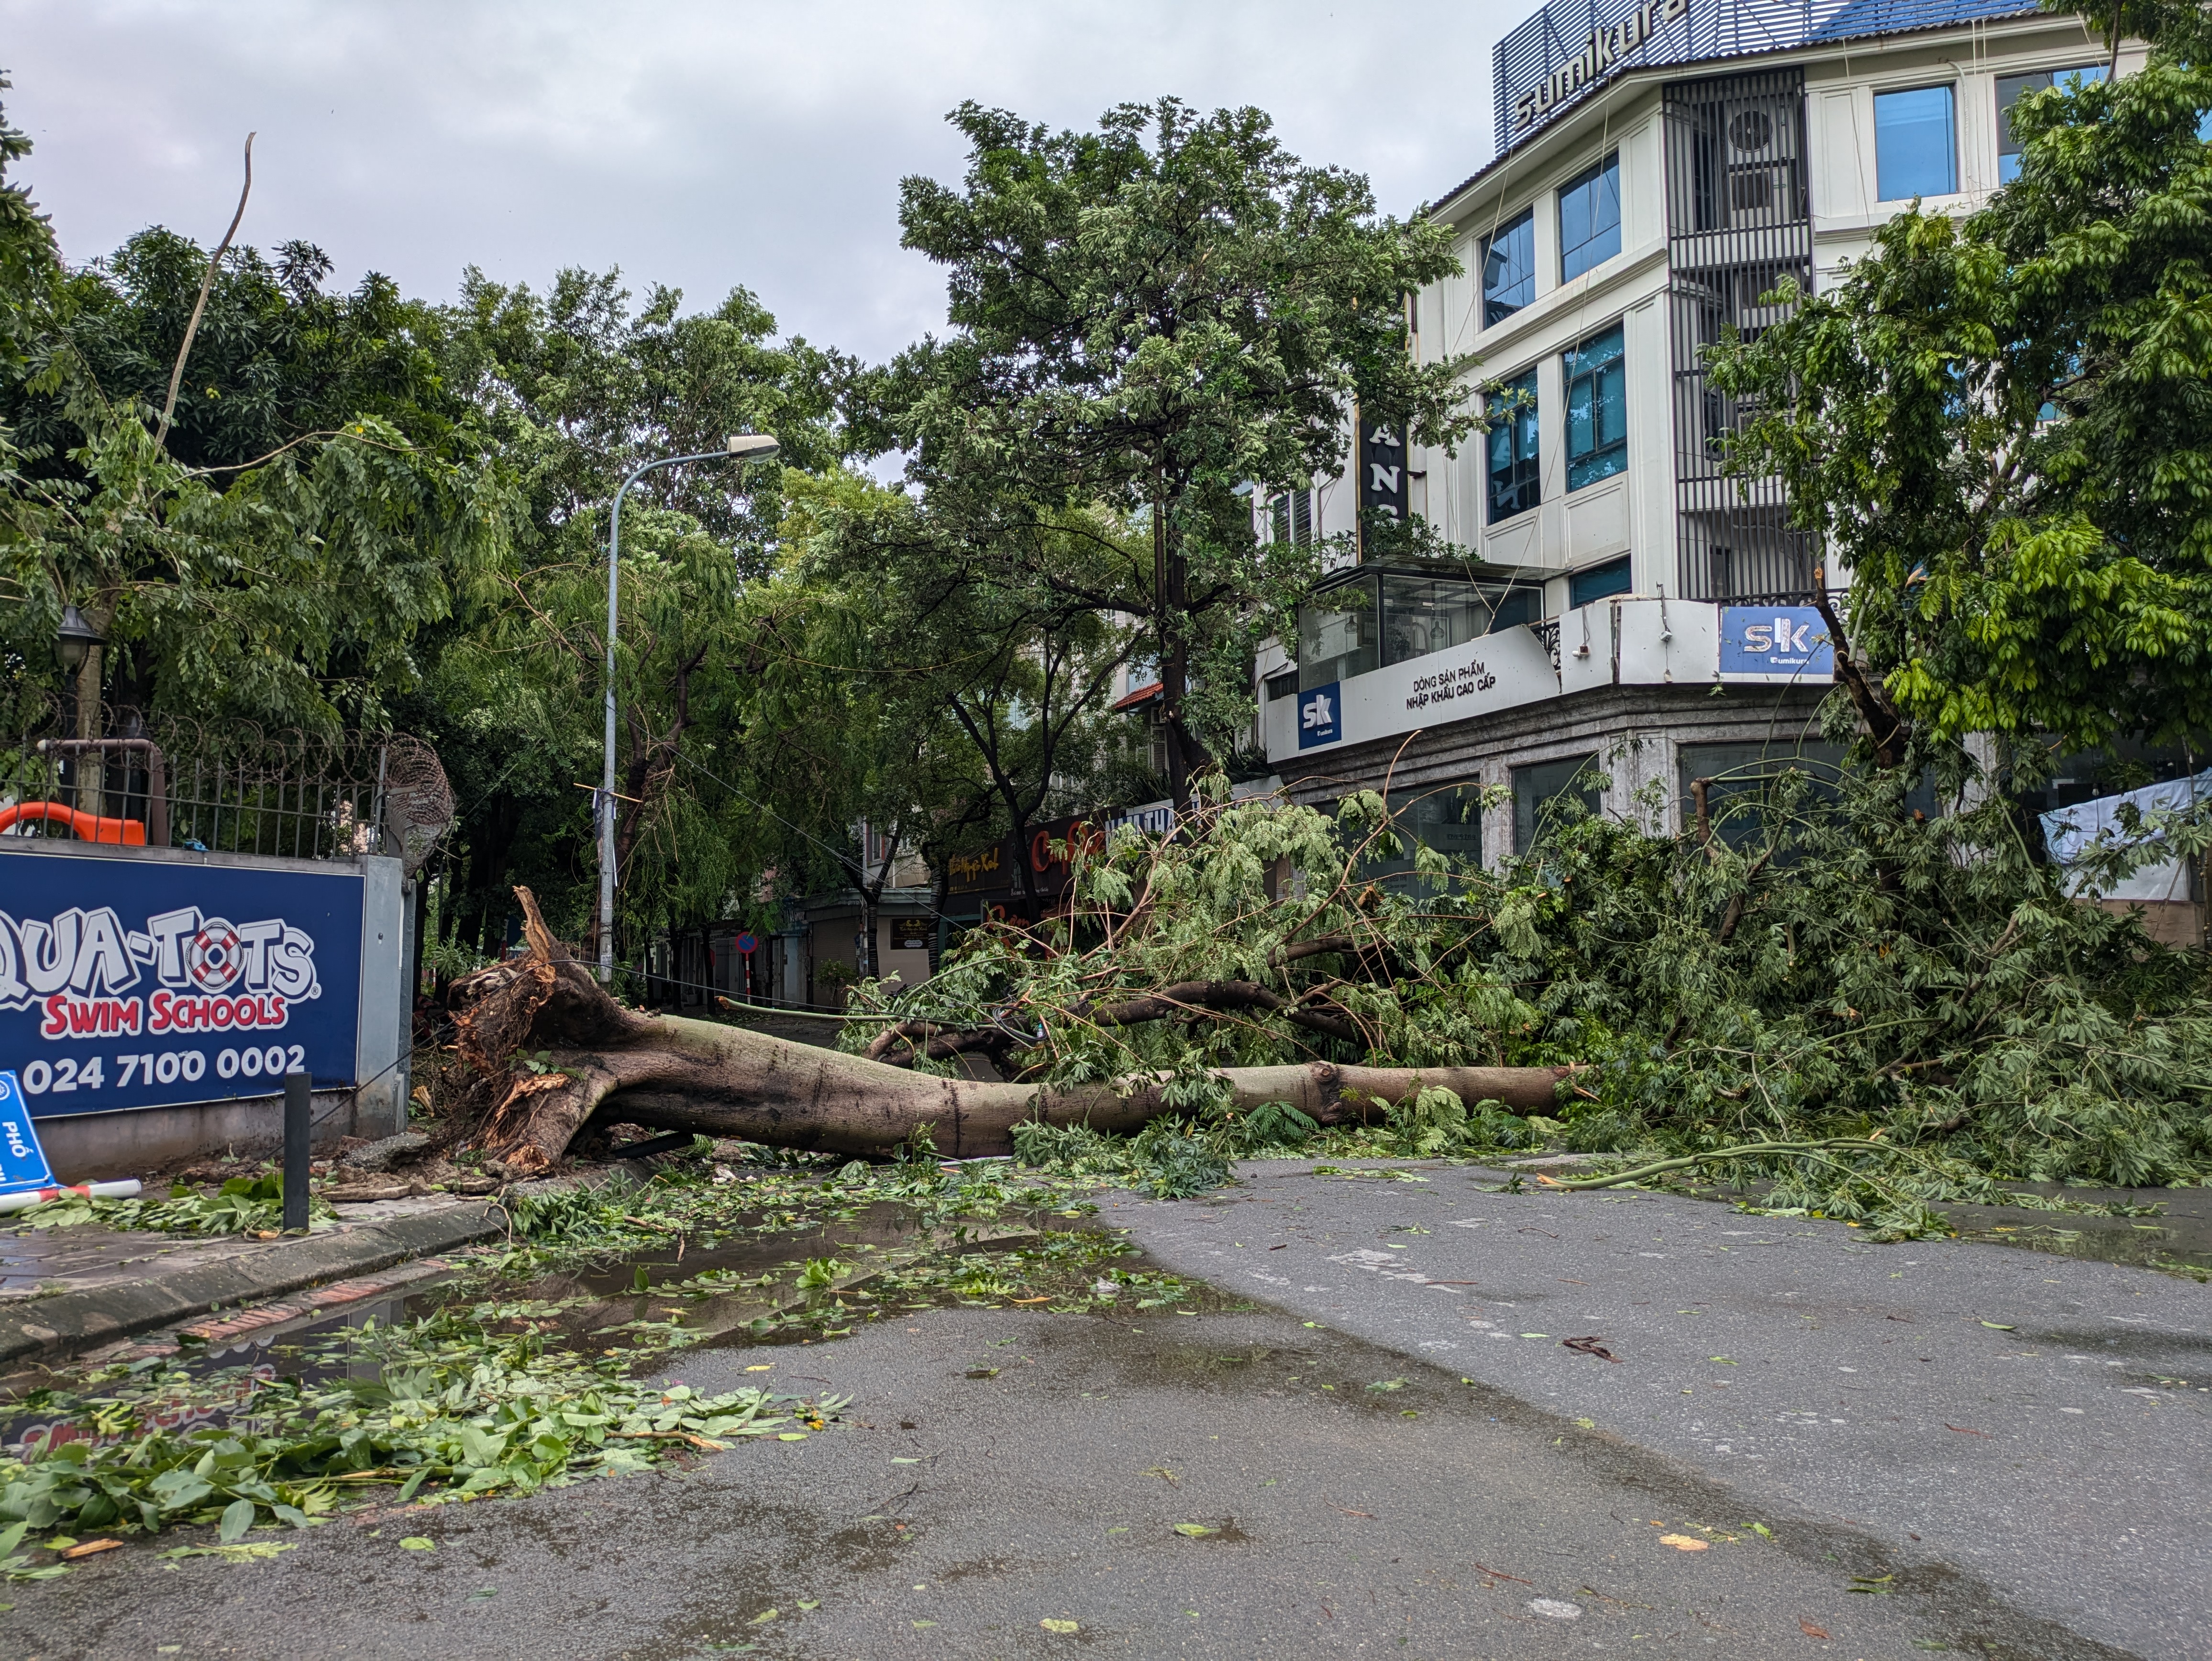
[[1720, 606, 1834, 678], [1298, 682, 1341, 750]]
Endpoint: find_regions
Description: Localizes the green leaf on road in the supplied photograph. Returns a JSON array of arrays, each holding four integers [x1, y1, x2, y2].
[[217, 1500, 255, 1545]]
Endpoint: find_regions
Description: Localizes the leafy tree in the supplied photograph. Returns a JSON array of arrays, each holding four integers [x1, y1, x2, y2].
[[782, 466, 1144, 922], [0, 90, 514, 737], [422, 269, 861, 960], [848, 769, 2212, 1229], [1710, 0, 2212, 781], [889, 98, 1473, 808]]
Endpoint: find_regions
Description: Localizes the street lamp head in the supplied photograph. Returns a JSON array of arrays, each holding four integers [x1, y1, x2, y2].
[[55, 603, 104, 672], [725, 433, 781, 462]]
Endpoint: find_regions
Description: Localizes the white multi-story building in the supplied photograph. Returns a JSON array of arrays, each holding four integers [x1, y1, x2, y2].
[[1260, 0, 2141, 866]]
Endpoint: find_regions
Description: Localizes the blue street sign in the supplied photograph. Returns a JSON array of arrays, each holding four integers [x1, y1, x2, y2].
[[0, 1072, 57, 1193], [734, 932, 759, 955], [0, 852, 365, 1118], [1297, 680, 1342, 749], [1719, 606, 1835, 679]]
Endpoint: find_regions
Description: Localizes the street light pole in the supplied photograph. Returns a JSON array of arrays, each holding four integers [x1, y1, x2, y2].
[[599, 432, 780, 983]]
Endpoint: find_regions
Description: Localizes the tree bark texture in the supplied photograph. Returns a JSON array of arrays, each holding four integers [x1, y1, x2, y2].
[[458, 889, 1572, 1174]]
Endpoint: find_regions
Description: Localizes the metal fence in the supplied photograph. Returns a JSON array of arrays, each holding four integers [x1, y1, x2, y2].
[[0, 702, 453, 875]]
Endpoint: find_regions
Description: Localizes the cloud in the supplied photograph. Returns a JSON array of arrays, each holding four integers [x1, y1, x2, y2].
[[0, 0, 1513, 361]]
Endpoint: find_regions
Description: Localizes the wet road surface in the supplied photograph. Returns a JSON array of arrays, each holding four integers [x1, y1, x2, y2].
[[13, 1297, 2120, 1661], [9, 1163, 2205, 1659], [1105, 1161, 2212, 1661]]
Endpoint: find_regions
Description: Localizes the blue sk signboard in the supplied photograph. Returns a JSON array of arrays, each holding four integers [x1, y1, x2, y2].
[[1297, 681, 1341, 749], [1719, 606, 1835, 681]]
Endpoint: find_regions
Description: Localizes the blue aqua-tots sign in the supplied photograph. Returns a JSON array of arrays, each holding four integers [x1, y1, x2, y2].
[[0, 852, 365, 1118], [1719, 606, 1836, 680], [1297, 681, 1342, 749]]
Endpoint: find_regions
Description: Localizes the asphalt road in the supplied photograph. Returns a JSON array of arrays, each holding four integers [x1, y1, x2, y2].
[[1099, 1160, 2212, 1661], [11, 1162, 2204, 1660], [20, 1297, 2123, 1661]]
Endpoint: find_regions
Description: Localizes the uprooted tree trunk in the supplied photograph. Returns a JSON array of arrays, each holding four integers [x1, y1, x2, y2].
[[455, 888, 1574, 1175]]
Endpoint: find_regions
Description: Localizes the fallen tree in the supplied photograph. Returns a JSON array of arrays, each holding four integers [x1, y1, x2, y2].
[[455, 889, 1571, 1174], [456, 750, 2212, 1233]]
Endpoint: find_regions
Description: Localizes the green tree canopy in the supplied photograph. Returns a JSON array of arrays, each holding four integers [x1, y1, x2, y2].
[[1710, 0, 2212, 776], [889, 98, 1474, 805], [0, 91, 515, 735], [417, 269, 863, 957]]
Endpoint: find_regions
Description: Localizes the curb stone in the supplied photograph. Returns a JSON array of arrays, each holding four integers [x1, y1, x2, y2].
[[0, 1167, 642, 1371]]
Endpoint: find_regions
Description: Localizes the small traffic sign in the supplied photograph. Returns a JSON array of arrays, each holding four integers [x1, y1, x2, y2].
[[0, 1072, 58, 1195]]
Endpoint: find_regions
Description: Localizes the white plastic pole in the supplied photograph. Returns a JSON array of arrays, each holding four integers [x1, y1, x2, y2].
[[0, 1179, 144, 1215]]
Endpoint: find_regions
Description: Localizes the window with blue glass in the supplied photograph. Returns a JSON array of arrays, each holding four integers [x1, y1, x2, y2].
[[1568, 556, 1632, 609], [1482, 209, 1536, 327], [1558, 154, 1621, 282], [1996, 65, 2105, 184], [1563, 324, 1627, 491], [1874, 85, 1957, 201], [1486, 369, 1540, 523]]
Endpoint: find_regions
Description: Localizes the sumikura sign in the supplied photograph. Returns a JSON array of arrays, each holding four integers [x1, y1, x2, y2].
[[1507, 0, 1689, 136], [0, 851, 365, 1117], [1718, 605, 1835, 680]]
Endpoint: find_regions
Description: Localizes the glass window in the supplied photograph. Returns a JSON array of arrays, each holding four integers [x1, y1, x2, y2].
[[1486, 369, 1540, 523], [1297, 574, 1378, 691], [1568, 556, 1632, 609], [2012, 739, 2206, 817], [1558, 154, 1621, 281], [1488, 585, 1540, 630], [1482, 209, 1537, 327], [1996, 65, 2106, 184], [1513, 755, 1602, 853], [1563, 324, 1627, 491], [1380, 575, 1488, 667], [1677, 740, 1847, 852], [1358, 782, 1484, 886], [1874, 85, 1957, 201]]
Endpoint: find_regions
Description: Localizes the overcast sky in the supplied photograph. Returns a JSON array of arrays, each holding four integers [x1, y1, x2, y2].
[[0, 0, 1523, 363]]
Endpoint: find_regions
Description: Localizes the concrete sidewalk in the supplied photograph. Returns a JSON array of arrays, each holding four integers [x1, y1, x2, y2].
[[1101, 1159, 2212, 1661], [0, 1193, 512, 1371]]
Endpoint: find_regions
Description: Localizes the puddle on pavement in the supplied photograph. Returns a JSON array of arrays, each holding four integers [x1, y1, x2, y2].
[[0, 1286, 424, 1455], [0, 1197, 1221, 1458], [1674, 1177, 2212, 1276], [1935, 1185, 2212, 1277]]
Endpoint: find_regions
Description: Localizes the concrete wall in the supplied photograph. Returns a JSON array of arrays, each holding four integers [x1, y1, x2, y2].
[[39, 1087, 362, 1182], [1279, 678, 1831, 865]]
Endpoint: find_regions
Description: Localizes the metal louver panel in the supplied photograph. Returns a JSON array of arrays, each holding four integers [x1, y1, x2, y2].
[[1664, 66, 1819, 604]]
